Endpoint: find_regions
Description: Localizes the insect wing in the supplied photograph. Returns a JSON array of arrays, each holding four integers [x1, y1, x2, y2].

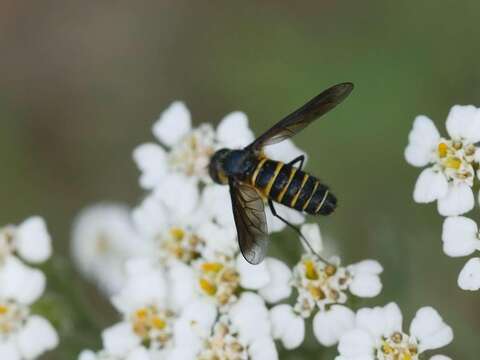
[[246, 82, 353, 152], [229, 179, 269, 265]]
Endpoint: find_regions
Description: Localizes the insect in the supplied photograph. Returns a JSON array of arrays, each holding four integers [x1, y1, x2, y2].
[[208, 82, 353, 265]]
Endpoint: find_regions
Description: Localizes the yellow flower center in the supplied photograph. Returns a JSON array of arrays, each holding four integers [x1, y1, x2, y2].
[[378, 332, 418, 360], [197, 259, 239, 305], [131, 306, 172, 345], [437, 142, 448, 158]]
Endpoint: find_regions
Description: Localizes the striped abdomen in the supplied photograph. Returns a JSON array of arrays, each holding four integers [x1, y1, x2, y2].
[[249, 158, 337, 215]]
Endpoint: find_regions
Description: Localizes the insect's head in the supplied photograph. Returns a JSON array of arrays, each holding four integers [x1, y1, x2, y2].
[[209, 148, 230, 184]]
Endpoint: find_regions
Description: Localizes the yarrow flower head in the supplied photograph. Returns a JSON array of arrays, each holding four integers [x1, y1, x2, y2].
[[71, 204, 150, 296], [133, 101, 255, 188], [336, 302, 453, 360], [405, 106, 480, 216], [269, 224, 383, 348]]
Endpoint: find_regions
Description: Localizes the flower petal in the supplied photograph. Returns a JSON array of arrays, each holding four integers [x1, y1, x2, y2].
[[229, 292, 271, 343], [410, 306, 453, 352], [348, 260, 383, 298], [132, 143, 167, 189], [17, 316, 59, 359], [152, 101, 191, 147], [153, 173, 199, 218], [249, 336, 278, 360], [236, 255, 270, 290], [266, 203, 305, 233], [355, 302, 402, 340], [437, 183, 474, 216], [0, 341, 20, 360], [132, 196, 168, 240], [337, 329, 375, 357], [78, 350, 96, 360], [458, 257, 480, 291], [0, 257, 45, 304], [313, 305, 355, 347], [442, 216, 480, 257], [16, 216, 52, 263], [264, 139, 306, 164], [430, 356, 452, 360], [445, 105, 480, 142], [259, 258, 292, 303], [300, 223, 323, 254], [167, 261, 195, 312], [413, 168, 448, 203], [404, 115, 440, 167], [270, 304, 305, 349], [216, 111, 254, 149], [111, 258, 166, 314], [102, 322, 141, 356]]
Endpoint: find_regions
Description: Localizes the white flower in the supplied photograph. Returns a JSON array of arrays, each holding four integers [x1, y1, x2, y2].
[[71, 204, 149, 296], [107, 258, 177, 354], [133, 102, 254, 188], [183, 292, 278, 360], [405, 107, 480, 216], [291, 254, 382, 317], [0, 257, 58, 359], [336, 302, 453, 360], [0, 216, 52, 264], [190, 253, 291, 308]]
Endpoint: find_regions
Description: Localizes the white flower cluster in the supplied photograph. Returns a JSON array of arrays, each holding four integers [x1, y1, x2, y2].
[[0, 217, 58, 359], [75, 101, 453, 359], [405, 105, 480, 290]]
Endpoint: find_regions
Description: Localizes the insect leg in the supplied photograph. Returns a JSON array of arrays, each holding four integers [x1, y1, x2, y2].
[[287, 155, 305, 169], [268, 199, 331, 265]]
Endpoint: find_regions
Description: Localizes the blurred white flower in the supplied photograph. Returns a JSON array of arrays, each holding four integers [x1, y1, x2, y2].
[[336, 302, 453, 360], [71, 204, 149, 296], [270, 304, 305, 349], [0, 216, 52, 264], [0, 257, 58, 359], [133, 102, 254, 188], [405, 107, 480, 216]]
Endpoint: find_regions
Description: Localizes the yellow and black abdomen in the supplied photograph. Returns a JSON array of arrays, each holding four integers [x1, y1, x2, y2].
[[250, 158, 337, 216]]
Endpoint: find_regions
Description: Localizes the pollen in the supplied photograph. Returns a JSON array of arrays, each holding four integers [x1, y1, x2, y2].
[[135, 308, 148, 318], [201, 262, 223, 273], [0, 305, 8, 314], [199, 278, 217, 295], [169, 227, 185, 241], [304, 260, 319, 280], [437, 142, 448, 157], [445, 157, 461, 169], [152, 316, 166, 329]]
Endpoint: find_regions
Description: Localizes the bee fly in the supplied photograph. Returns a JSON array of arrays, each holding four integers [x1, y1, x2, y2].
[[208, 83, 353, 265]]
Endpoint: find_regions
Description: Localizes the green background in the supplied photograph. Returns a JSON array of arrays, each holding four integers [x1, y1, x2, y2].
[[0, 1, 479, 358]]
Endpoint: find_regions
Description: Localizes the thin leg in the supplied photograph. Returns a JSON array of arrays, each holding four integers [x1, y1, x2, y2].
[[287, 155, 305, 169], [268, 199, 331, 265]]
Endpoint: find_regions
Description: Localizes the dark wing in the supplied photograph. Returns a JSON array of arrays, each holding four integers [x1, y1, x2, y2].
[[229, 179, 269, 265], [246, 82, 353, 153]]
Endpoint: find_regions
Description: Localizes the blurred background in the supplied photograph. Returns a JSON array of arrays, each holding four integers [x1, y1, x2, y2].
[[1, 0, 479, 358]]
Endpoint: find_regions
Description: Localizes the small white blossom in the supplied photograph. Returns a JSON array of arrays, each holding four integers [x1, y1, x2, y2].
[[0, 257, 58, 359], [336, 302, 453, 360], [270, 304, 305, 349], [106, 258, 178, 356], [133, 102, 255, 188], [0, 216, 52, 264], [71, 204, 149, 296], [291, 253, 382, 317], [405, 107, 480, 216]]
